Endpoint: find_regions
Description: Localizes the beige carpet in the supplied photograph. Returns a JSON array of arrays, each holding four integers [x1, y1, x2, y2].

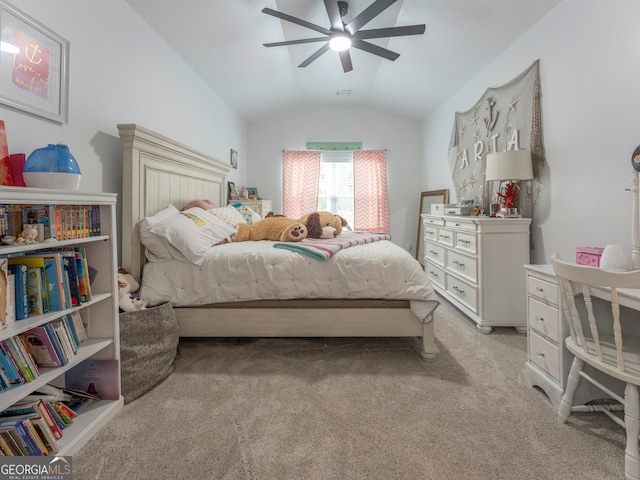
[[72, 298, 625, 479]]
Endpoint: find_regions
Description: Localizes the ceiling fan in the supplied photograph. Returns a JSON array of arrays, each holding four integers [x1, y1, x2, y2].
[[262, 0, 426, 73]]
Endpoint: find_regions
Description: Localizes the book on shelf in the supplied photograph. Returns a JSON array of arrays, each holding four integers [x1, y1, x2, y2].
[[65, 359, 119, 401], [7, 263, 28, 320], [21, 326, 64, 368], [0, 418, 45, 455], [6, 270, 15, 325], [59, 252, 81, 307], [0, 257, 7, 329], [0, 425, 29, 455], [0, 341, 24, 386], [1, 398, 63, 441], [26, 267, 46, 316]]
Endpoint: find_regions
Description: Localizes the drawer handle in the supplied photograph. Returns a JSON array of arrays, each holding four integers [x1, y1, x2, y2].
[[459, 239, 471, 245], [429, 250, 439, 256], [455, 223, 461, 227], [536, 316, 545, 323], [453, 286, 465, 294], [441, 235, 450, 240], [429, 271, 439, 277], [453, 260, 465, 267], [535, 287, 545, 293], [537, 352, 545, 358]]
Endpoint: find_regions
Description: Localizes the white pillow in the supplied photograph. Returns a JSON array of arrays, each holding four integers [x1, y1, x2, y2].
[[149, 207, 237, 264], [138, 204, 179, 262], [208, 205, 246, 228]]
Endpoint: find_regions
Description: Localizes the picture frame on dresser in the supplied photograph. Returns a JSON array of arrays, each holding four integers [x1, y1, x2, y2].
[[0, 0, 69, 123], [416, 190, 449, 267], [246, 187, 258, 200]]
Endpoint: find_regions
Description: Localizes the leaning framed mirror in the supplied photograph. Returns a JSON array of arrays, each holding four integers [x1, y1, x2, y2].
[[416, 189, 449, 267]]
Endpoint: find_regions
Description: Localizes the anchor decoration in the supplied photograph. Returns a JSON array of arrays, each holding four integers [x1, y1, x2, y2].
[[484, 98, 499, 136]]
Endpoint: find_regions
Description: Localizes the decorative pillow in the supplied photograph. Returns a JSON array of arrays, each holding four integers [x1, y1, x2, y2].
[[138, 204, 180, 262], [149, 207, 237, 264], [208, 205, 246, 229], [235, 205, 262, 225]]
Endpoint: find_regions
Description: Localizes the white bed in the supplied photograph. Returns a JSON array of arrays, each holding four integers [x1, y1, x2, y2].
[[118, 124, 440, 360]]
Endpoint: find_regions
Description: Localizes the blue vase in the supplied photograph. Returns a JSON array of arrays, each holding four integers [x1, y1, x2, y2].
[[23, 144, 81, 190]]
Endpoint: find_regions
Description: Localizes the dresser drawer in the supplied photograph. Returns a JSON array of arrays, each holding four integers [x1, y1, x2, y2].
[[447, 250, 477, 283], [528, 275, 558, 306], [528, 297, 560, 343], [423, 216, 444, 226], [425, 242, 445, 266], [423, 222, 438, 241], [447, 275, 478, 313], [529, 331, 560, 381], [425, 262, 446, 290], [445, 219, 477, 232], [437, 228, 454, 247], [455, 231, 477, 254]]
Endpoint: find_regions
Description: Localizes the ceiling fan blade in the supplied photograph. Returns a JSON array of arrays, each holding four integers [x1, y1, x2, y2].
[[345, 0, 398, 35], [262, 8, 332, 36], [351, 38, 400, 61], [324, 0, 345, 32], [264, 37, 329, 47], [339, 50, 353, 73], [299, 43, 331, 68], [355, 24, 426, 40]]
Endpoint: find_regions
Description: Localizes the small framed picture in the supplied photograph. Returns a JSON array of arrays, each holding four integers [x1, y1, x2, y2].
[[230, 149, 238, 169], [227, 181, 236, 202], [246, 187, 258, 200]]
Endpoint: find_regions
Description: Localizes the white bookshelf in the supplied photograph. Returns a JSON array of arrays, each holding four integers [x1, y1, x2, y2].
[[0, 186, 123, 455]]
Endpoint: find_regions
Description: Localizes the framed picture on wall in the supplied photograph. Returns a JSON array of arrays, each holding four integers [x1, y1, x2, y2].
[[0, 1, 69, 123], [230, 149, 238, 169], [416, 189, 449, 267]]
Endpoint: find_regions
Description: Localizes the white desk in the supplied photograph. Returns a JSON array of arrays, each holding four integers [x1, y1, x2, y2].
[[524, 264, 640, 408]]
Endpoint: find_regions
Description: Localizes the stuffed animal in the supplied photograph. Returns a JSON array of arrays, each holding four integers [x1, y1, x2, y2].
[[233, 215, 308, 242], [17, 226, 39, 244], [298, 211, 348, 239], [119, 293, 146, 312], [117, 267, 144, 312]]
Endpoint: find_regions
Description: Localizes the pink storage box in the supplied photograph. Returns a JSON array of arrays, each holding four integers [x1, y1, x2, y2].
[[576, 246, 604, 266]]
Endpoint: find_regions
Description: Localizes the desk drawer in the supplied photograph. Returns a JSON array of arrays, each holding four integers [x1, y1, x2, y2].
[[423, 223, 438, 241], [528, 275, 558, 306], [529, 331, 560, 381], [528, 297, 560, 343]]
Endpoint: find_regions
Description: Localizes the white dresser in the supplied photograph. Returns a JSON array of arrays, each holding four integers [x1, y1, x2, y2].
[[421, 214, 531, 333], [231, 199, 272, 217], [524, 264, 629, 408]]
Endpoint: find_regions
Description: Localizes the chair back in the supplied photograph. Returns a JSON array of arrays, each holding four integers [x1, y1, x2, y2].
[[551, 253, 640, 375]]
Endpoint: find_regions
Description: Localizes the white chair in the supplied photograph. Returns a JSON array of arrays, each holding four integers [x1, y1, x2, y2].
[[551, 253, 640, 479]]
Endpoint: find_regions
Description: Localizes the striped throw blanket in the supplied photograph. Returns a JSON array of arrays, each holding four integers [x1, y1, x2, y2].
[[273, 231, 392, 261]]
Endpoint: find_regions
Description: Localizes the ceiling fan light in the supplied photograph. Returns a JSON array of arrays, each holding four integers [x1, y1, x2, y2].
[[329, 35, 351, 52]]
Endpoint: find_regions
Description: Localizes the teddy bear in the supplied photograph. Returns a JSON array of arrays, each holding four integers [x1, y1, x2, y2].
[[233, 215, 308, 242], [298, 211, 348, 239], [117, 267, 146, 312]]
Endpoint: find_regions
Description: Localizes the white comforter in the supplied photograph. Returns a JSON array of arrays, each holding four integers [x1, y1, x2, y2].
[[140, 240, 439, 322]]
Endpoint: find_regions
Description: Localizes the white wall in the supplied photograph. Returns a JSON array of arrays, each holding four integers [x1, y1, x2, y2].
[[423, 0, 640, 266], [247, 105, 423, 251], [4, 1, 246, 261]]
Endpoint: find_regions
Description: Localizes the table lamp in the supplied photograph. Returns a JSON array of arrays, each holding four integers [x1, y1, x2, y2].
[[485, 150, 533, 217]]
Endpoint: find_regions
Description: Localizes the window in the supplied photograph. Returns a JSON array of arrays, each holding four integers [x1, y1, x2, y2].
[[317, 152, 354, 228], [283, 149, 389, 232]]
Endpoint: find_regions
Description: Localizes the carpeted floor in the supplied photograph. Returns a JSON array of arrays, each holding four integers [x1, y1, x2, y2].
[[72, 298, 625, 479]]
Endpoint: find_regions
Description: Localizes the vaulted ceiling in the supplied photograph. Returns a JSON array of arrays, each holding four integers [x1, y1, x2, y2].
[[124, 0, 562, 122]]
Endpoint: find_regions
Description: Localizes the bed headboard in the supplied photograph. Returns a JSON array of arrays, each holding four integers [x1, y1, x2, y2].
[[118, 124, 232, 279]]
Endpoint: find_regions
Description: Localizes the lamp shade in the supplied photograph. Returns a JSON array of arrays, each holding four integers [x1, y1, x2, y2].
[[485, 150, 533, 181]]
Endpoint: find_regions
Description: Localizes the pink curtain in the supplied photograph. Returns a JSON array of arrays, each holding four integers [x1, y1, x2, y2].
[[282, 150, 321, 218], [353, 150, 390, 232]]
